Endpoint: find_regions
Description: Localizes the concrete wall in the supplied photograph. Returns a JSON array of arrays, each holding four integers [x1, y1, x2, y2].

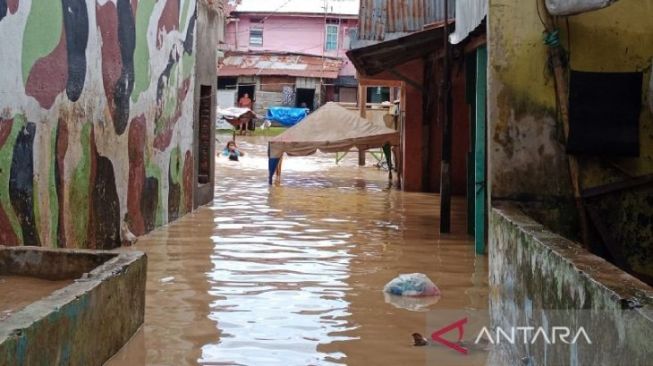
[[0, 1, 219, 249], [225, 15, 358, 76], [488, 0, 653, 277], [0, 246, 147, 365], [489, 204, 653, 365], [193, 1, 221, 207]]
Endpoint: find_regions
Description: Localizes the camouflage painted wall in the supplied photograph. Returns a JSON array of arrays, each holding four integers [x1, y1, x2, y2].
[[0, 0, 199, 249]]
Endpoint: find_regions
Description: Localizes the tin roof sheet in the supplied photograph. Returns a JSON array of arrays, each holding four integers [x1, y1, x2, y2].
[[218, 51, 344, 79], [358, 0, 453, 41]]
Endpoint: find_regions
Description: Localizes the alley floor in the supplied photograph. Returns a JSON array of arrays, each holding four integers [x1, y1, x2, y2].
[[106, 137, 488, 365]]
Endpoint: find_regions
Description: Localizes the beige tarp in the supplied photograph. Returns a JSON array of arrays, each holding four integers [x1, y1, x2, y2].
[[269, 102, 400, 159]]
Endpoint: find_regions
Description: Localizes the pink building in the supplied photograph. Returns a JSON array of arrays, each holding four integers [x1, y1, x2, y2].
[[218, 0, 359, 112]]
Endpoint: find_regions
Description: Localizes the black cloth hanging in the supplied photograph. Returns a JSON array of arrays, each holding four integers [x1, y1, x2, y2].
[[567, 70, 642, 156]]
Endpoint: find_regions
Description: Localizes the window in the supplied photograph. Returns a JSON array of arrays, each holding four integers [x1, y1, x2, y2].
[[249, 27, 263, 46], [325, 24, 338, 51]]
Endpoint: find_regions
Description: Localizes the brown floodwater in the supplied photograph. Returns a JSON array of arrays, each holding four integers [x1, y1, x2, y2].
[[0, 275, 73, 321], [107, 136, 489, 365]]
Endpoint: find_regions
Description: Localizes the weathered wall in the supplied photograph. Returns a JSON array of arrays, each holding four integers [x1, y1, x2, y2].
[[0, 1, 214, 248], [193, 0, 220, 207], [488, 0, 653, 276], [489, 204, 653, 365]]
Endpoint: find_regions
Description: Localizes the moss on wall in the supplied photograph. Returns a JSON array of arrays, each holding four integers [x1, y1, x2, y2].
[[488, 0, 653, 272]]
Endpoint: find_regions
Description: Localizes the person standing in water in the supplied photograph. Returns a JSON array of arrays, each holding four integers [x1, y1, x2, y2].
[[238, 93, 253, 135], [222, 141, 244, 161]]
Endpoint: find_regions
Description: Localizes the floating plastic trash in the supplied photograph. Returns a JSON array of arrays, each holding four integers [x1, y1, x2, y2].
[[383, 273, 440, 297], [384, 292, 439, 312]]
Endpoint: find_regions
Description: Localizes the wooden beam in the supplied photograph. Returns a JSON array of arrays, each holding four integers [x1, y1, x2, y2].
[[358, 78, 404, 88], [539, 0, 591, 248], [464, 34, 487, 54], [582, 174, 653, 199], [358, 89, 365, 117], [388, 68, 424, 92], [439, 0, 453, 233]]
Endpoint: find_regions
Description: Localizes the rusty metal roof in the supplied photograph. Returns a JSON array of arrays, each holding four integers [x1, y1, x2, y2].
[[358, 0, 453, 41], [218, 51, 344, 79]]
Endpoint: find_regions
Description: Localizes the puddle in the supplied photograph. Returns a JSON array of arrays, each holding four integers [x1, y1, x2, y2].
[[0, 275, 73, 321], [107, 136, 488, 365]]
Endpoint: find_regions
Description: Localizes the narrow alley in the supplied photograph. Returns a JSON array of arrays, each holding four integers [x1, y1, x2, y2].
[[107, 138, 488, 365], [2, 1, 652, 365]]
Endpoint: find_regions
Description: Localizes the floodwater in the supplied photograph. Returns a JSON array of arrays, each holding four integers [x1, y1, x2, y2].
[[107, 136, 488, 366], [0, 275, 73, 321]]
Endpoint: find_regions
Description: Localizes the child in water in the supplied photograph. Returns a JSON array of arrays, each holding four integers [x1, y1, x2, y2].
[[222, 141, 244, 161]]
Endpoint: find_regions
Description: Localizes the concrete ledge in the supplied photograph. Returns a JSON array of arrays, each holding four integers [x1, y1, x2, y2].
[[489, 203, 653, 365], [0, 246, 147, 366]]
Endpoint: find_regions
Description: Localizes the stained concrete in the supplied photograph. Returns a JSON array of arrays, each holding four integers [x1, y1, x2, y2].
[[489, 204, 653, 365], [0, 246, 146, 366]]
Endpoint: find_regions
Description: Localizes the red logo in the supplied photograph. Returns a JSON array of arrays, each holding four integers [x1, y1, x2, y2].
[[430, 317, 468, 355]]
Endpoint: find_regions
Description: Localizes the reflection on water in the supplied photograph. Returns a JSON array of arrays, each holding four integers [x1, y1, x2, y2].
[[107, 136, 488, 366]]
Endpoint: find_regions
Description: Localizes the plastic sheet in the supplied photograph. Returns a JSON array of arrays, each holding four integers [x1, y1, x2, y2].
[[383, 292, 440, 312], [449, 0, 487, 44], [545, 0, 617, 16], [383, 273, 440, 297], [266, 107, 309, 127]]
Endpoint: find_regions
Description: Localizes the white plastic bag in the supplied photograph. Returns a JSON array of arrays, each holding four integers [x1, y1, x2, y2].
[[383, 273, 440, 297], [545, 0, 617, 16]]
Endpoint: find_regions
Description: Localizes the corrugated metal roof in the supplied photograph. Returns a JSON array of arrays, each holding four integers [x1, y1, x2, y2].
[[218, 51, 344, 79], [358, 0, 454, 41], [232, 0, 360, 16]]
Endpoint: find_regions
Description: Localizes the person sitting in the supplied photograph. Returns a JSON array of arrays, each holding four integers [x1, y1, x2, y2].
[[222, 141, 244, 161]]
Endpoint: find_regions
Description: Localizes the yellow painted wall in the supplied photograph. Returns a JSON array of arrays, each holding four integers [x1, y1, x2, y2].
[[488, 0, 653, 280]]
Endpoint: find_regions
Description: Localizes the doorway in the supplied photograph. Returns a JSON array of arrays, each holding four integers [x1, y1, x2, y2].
[[237, 85, 255, 107], [295, 88, 315, 110]]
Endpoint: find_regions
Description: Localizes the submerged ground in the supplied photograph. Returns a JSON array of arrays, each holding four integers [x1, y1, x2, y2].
[[107, 136, 488, 365]]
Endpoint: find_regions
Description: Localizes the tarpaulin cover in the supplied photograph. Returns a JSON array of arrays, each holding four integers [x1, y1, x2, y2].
[[545, 0, 617, 15], [217, 107, 259, 127], [268, 102, 400, 183], [449, 0, 487, 44], [266, 107, 309, 127]]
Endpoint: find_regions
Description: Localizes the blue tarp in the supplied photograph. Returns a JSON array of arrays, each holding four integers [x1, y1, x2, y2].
[[266, 107, 309, 127]]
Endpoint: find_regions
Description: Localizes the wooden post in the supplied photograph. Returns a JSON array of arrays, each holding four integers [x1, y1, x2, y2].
[[358, 84, 367, 118], [358, 84, 367, 166], [538, 0, 591, 248], [439, 0, 453, 234]]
